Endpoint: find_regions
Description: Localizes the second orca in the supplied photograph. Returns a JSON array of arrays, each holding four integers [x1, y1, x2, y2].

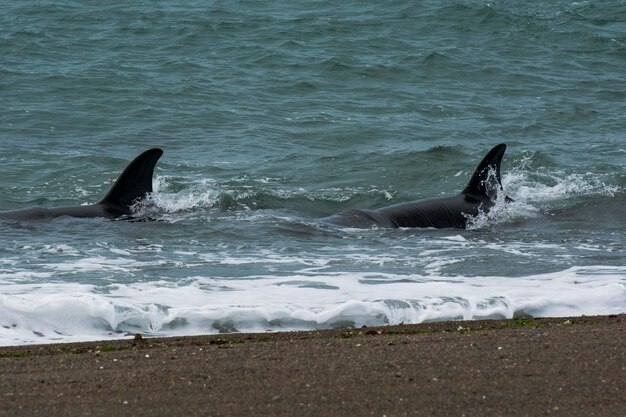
[[322, 144, 510, 229]]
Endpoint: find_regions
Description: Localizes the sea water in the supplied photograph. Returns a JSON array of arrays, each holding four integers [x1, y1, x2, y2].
[[1, 1, 624, 345]]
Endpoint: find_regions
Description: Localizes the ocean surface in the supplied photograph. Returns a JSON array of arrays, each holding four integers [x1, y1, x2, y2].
[[1, 1, 624, 346]]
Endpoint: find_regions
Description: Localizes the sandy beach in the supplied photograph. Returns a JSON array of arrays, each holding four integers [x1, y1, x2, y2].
[[1, 315, 624, 417]]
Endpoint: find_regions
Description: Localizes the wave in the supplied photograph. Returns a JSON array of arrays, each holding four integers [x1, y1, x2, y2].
[[467, 156, 622, 229], [133, 154, 623, 229], [1, 266, 624, 346]]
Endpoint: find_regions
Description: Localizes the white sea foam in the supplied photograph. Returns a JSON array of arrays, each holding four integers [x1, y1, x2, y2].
[[133, 175, 397, 217], [146, 176, 222, 213], [467, 163, 622, 229], [1, 266, 624, 346]]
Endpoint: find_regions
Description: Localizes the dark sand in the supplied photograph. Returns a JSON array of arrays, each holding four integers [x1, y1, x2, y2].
[[1, 315, 624, 417]]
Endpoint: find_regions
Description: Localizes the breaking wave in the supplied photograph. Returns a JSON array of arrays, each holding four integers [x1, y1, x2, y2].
[[2, 266, 624, 345]]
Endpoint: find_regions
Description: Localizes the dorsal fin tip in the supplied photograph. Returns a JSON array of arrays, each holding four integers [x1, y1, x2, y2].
[[99, 148, 163, 213], [461, 143, 507, 198]]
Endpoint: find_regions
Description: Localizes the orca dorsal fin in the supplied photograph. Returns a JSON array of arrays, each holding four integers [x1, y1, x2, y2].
[[461, 144, 506, 198], [99, 148, 163, 213]]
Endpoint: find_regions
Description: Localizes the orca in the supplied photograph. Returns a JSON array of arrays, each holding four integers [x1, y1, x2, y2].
[[0, 148, 163, 222], [322, 144, 509, 229]]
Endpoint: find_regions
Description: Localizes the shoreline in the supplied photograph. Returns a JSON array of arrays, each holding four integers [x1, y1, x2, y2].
[[1, 314, 623, 352], [2, 314, 624, 416]]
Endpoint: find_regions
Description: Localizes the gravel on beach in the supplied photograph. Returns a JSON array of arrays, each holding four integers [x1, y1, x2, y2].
[[1, 315, 624, 417]]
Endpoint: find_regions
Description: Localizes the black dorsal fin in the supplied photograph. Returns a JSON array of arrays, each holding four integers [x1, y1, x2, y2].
[[461, 144, 506, 198], [99, 148, 163, 212]]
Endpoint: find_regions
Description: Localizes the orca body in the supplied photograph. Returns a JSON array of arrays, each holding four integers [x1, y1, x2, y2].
[[322, 144, 508, 229], [0, 148, 163, 222]]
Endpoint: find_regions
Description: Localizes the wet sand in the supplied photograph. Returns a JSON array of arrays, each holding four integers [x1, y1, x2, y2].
[[1, 315, 624, 417]]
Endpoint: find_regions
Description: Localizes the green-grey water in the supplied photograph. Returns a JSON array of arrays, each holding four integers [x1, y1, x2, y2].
[[1, 1, 624, 345]]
